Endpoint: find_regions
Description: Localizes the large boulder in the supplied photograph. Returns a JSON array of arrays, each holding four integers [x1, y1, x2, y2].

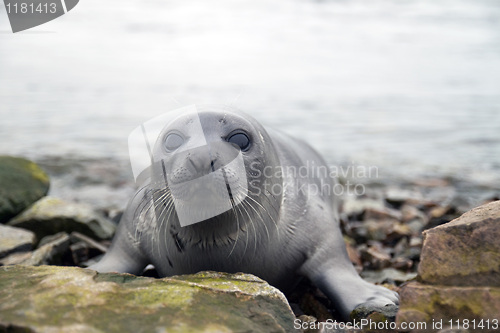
[[0, 156, 50, 223], [8, 197, 116, 241], [418, 200, 500, 286], [397, 201, 500, 332], [0, 266, 298, 333]]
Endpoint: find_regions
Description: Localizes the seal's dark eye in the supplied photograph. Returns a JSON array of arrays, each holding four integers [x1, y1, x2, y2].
[[164, 133, 184, 152], [227, 133, 250, 151]]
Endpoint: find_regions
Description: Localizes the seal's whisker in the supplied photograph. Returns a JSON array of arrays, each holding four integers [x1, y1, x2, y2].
[[241, 197, 270, 244], [227, 199, 241, 259], [153, 189, 171, 258], [237, 185, 278, 239], [235, 196, 258, 260], [151, 188, 175, 260]]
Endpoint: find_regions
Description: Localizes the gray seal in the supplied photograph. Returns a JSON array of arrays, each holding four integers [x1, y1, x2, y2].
[[90, 105, 398, 320]]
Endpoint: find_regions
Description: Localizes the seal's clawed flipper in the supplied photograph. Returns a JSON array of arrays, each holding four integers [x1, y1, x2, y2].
[[305, 263, 399, 321], [89, 230, 148, 276]]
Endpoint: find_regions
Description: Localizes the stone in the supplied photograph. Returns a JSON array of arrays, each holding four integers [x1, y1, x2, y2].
[[363, 207, 402, 222], [396, 282, 500, 330], [0, 224, 36, 258], [0, 266, 298, 333], [351, 303, 398, 323], [390, 257, 414, 271], [385, 187, 424, 207], [418, 200, 500, 286], [8, 197, 116, 241], [401, 204, 428, 224], [0, 156, 50, 223], [0, 251, 32, 266], [361, 268, 417, 285], [23, 232, 70, 266], [363, 220, 394, 241], [0, 233, 70, 266], [359, 244, 391, 270], [341, 197, 385, 218]]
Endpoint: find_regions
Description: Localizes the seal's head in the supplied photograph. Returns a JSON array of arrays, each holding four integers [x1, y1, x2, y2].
[[144, 105, 283, 249]]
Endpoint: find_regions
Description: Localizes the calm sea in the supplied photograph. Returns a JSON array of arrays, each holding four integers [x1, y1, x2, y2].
[[1, 0, 499, 208]]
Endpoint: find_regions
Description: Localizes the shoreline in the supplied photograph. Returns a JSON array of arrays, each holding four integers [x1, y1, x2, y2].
[[32, 154, 500, 215]]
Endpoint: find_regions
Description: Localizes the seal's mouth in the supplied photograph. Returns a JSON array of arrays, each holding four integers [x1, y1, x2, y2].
[[149, 149, 248, 227]]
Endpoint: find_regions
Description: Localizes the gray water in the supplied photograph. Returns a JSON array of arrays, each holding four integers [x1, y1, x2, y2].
[[1, 0, 500, 197]]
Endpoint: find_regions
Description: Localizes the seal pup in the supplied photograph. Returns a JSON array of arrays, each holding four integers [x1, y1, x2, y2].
[[91, 105, 398, 320]]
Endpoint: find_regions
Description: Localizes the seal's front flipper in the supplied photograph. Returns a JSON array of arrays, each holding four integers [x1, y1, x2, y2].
[[89, 230, 148, 275], [304, 262, 399, 321]]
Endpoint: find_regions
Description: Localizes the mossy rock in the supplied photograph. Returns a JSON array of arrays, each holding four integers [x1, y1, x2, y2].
[[0, 156, 50, 223], [418, 200, 500, 287], [396, 282, 500, 331], [8, 197, 116, 241], [0, 266, 298, 333]]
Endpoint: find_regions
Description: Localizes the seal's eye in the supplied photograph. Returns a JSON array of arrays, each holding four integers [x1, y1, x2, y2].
[[164, 133, 184, 152], [227, 132, 250, 151]]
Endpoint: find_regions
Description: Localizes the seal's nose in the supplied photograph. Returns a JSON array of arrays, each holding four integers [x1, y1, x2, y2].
[[188, 154, 218, 175]]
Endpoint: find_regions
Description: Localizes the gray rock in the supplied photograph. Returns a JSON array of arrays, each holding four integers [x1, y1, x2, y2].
[[419, 200, 500, 286], [8, 197, 116, 241], [350, 303, 398, 322], [0, 266, 298, 333], [0, 156, 50, 223], [396, 201, 500, 329], [0, 251, 33, 265], [0, 224, 36, 258], [341, 197, 385, 217], [385, 187, 424, 207], [0, 233, 71, 267], [361, 268, 417, 285], [359, 243, 392, 270]]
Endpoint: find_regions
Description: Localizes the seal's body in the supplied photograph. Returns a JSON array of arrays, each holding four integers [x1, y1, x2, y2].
[[91, 106, 398, 320]]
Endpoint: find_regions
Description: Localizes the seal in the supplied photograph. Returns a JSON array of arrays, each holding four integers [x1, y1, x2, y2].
[[90, 105, 398, 320]]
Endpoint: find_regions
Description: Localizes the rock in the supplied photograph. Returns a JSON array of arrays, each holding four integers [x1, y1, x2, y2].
[[393, 237, 421, 263], [0, 156, 50, 223], [390, 257, 414, 271], [299, 292, 334, 323], [397, 201, 500, 331], [363, 207, 402, 222], [359, 243, 391, 270], [0, 224, 36, 258], [0, 266, 298, 333], [396, 282, 500, 330], [385, 187, 424, 208], [418, 200, 500, 286], [401, 204, 428, 224], [425, 205, 461, 230], [350, 303, 398, 323], [363, 220, 394, 242], [0, 251, 32, 266], [24, 232, 71, 266], [405, 218, 426, 234], [0, 233, 70, 266], [387, 223, 413, 240], [341, 197, 385, 218], [361, 268, 417, 285], [8, 197, 116, 241]]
